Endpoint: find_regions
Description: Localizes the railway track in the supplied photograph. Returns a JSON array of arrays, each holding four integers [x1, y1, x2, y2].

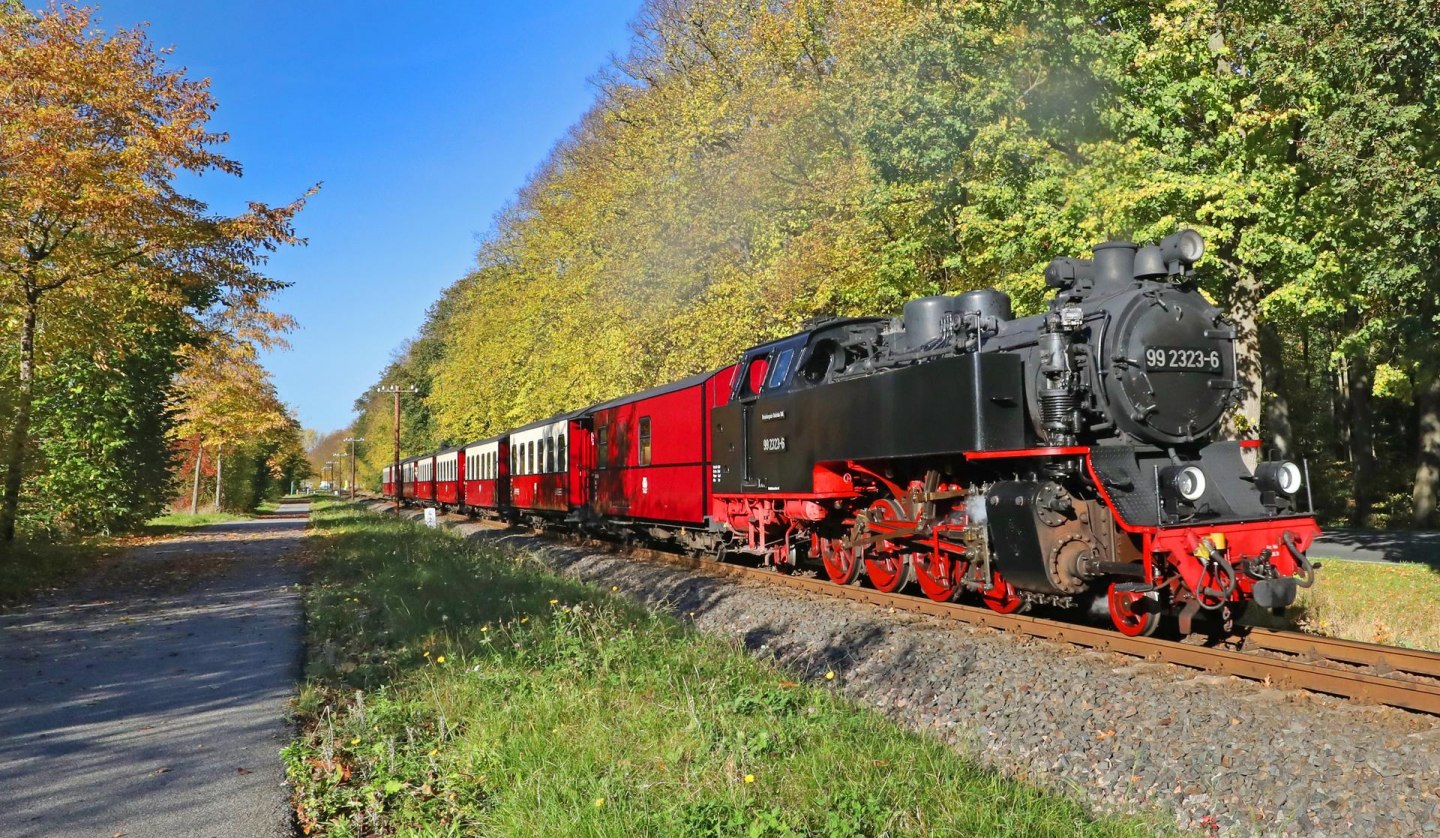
[[616, 544, 1440, 715], [391, 503, 1440, 715]]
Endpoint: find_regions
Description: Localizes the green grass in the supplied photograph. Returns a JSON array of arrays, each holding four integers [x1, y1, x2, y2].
[[143, 510, 251, 533], [1282, 558, 1440, 651], [287, 502, 1166, 837]]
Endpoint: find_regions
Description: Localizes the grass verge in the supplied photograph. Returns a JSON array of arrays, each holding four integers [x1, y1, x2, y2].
[[1285, 559, 1440, 650], [143, 510, 251, 533], [287, 502, 1166, 837]]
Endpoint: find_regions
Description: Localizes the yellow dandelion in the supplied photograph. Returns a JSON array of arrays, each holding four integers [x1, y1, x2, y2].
[[594, 797, 605, 808], [611, 586, 618, 591], [744, 774, 755, 784], [521, 617, 529, 624], [825, 671, 835, 681], [429, 748, 439, 757], [423, 650, 431, 657], [549, 599, 559, 605], [481, 626, 489, 633], [435, 655, 446, 664], [350, 737, 360, 745]]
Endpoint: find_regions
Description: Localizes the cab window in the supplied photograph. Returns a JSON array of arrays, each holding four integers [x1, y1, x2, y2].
[[740, 354, 769, 398], [767, 348, 795, 390]]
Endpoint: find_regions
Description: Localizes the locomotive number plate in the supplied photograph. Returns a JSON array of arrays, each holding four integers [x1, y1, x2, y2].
[[1144, 346, 1222, 373]]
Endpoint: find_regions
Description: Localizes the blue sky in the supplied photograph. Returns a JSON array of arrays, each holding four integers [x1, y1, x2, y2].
[[78, 1, 642, 433]]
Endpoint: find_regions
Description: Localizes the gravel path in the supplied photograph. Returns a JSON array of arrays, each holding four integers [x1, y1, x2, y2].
[[1312, 529, 1440, 567], [379, 503, 1440, 837], [0, 506, 307, 838]]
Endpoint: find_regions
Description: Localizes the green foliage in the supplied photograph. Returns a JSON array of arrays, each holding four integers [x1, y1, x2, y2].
[[286, 502, 1166, 836], [350, 0, 1440, 526], [7, 306, 186, 538]]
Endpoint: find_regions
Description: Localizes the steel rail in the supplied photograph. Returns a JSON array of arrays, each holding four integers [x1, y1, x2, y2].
[[398, 505, 1440, 715], [1240, 627, 1440, 680]]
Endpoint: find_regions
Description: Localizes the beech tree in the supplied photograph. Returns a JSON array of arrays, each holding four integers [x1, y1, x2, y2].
[[0, 4, 311, 545]]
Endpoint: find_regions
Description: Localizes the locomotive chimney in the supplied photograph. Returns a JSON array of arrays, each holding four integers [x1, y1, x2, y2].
[[1092, 241, 1137, 290]]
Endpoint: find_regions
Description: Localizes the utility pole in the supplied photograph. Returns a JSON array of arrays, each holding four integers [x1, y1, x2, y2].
[[344, 436, 366, 501], [334, 450, 346, 495], [374, 385, 417, 513]]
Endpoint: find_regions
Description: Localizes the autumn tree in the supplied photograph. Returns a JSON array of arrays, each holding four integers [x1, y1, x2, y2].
[[0, 4, 312, 545], [171, 326, 297, 513]]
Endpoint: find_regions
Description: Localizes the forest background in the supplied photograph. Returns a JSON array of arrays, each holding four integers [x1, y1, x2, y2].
[[0, 2, 310, 551], [346, 0, 1440, 529]]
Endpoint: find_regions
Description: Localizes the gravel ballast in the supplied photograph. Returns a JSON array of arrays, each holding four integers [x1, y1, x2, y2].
[[374, 502, 1440, 837]]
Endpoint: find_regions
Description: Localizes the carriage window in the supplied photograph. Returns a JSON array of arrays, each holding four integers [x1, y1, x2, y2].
[[558, 434, 567, 470], [767, 348, 795, 389], [639, 417, 652, 467], [529, 441, 536, 475], [597, 424, 609, 466], [546, 438, 555, 473]]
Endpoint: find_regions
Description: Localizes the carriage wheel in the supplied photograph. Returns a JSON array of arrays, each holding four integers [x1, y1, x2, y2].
[[980, 569, 1023, 614], [862, 499, 914, 593], [1107, 582, 1161, 637], [913, 551, 963, 602], [819, 537, 861, 585]]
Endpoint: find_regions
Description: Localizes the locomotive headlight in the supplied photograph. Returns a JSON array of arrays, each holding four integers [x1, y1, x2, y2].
[[1162, 465, 1207, 502], [1256, 461, 1303, 496]]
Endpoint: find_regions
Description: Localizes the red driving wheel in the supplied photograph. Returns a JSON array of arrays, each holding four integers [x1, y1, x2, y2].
[[980, 569, 1023, 614], [1107, 582, 1161, 637], [818, 536, 861, 585], [913, 550, 963, 602], [863, 499, 914, 593]]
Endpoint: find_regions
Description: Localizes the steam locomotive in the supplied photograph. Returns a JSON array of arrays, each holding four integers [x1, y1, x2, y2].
[[384, 231, 1320, 637]]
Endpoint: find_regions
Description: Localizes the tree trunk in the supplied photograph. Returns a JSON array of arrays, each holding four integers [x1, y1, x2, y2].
[[0, 291, 39, 547], [1348, 354, 1376, 528], [1413, 373, 1440, 528], [1259, 321, 1293, 459], [214, 443, 223, 512], [189, 436, 205, 515], [1223, 261, 1263, 467]]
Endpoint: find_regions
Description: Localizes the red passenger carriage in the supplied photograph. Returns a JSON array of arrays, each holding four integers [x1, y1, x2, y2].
[[399, 457, 417, 503], [461, 436, 508, 515], [509, 412, 583, 521], [414, 454, 436, 505], [584, 367, 736, 537], [434, 447, 463, 509]]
